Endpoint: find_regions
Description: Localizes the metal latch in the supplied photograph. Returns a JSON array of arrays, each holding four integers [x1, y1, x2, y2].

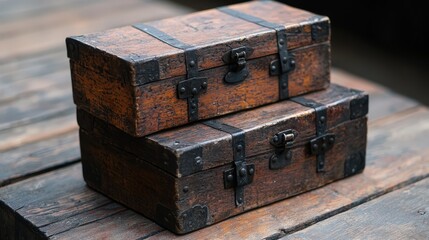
[[222, 46, 253, 84], [269, 129, 297, 170]]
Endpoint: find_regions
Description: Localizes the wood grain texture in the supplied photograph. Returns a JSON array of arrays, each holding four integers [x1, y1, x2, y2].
[[72, 42, 330, 137], [0, 131, 79, 187], [283, 178, 429, 240], [79, 84, 365, 177], [68, 1, 329, 84], [80, 116, 366, 233], [0, 164, 162, 240], [0, 0, 190, 63], [151, 107, 429, 239], [331, 69, 419, 121], [1, 106, 428, 239]]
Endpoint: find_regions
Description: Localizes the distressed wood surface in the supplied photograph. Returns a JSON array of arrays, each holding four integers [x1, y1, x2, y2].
[[72, 42, 331, 136], [79, 85, 368, 233], [0, 0, 427, 238], [68, 1, 329, 84], [283, 178, 429, 240], [0, 0, 190, 63], [0, 0, 192, 187], [0, 131, 79, 187], [1, 96, 428, 239], [78, 84, 365, 177], [69, 0, 334, 138]]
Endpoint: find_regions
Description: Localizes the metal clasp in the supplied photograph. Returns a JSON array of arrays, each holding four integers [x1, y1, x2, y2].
[[222, 46, 253, 84], [269, 129, 297, 170]]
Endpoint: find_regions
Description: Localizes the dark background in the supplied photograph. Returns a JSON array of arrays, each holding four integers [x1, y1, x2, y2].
[[174, 0, 429, 105]]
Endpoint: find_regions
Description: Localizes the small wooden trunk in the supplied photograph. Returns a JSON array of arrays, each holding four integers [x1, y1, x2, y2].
[[79, 84, 368, 234], [67, 0, 331, 137]]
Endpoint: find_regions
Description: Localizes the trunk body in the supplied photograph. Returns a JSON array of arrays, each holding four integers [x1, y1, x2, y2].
[[67, 0, 331, 136], [79, 84, 368, 234]]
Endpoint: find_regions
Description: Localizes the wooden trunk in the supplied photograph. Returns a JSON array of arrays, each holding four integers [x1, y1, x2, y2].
[[67, 0, 331, 137], [78, 84, 368, 234]]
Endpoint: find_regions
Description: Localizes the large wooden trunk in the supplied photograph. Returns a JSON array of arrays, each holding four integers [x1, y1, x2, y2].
[[67, 0, 331, 137], [79, 84, 368, 234]]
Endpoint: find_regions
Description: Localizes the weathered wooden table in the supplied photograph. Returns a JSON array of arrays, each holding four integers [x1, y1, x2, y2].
[[1, 1, 428, 239]]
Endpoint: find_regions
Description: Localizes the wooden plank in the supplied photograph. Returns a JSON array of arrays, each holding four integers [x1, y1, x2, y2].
[[0, 164, 163, 239], [331, 68, 419, 121], [0, 111, 76, 152], [0, 50, 66, 86], [0, 131, 79, 187], [0, 69, 69, 104], [0, 81, 73, 130], [282, 178, 429, 240], [0, 0, 191, 62], [1, 106, 428, 239], [0, 0, 103, 22]]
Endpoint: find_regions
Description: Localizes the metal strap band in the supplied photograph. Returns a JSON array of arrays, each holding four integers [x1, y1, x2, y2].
[[291, 97, 328, 172], [217, 7, 284, 30], [133, 23, 202, 122], [133, 23, 193, 50], [203, 120, 253, 206], [217, 7, 291, 99]]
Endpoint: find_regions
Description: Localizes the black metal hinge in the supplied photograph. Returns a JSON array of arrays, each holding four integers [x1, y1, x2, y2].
[[292, 97, 335, 172], [203, 120, 254, 206]]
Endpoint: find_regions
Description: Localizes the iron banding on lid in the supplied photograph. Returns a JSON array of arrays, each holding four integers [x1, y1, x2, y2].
[[133, 23, 206, 122], [217, 6, 296, 100], [291, 97, 335, 172], [203, 120, 254, 207]]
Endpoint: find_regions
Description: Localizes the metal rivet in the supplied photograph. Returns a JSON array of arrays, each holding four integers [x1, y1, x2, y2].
[[272, 156, 278, 162], [183, 213, 187, 218], [227, 174, 233, 182], [239, 168, 247, 177], [183, 186, 189, 193], [191, 103, 197, 109], [312, 143, 318, 150], [286, 150, 292, 160], [195, 156, 202, 165], [201, 82, 207, 89], [273, 135, 279, 143], [271, 65, 276, 71], [180, 87, 186, 93], [189, 60, 195, 67], [320, 116, 325, 123], [322, 143, 327, 149], [290, 59, 296, 67], [238, 198, 243, 203], [329, 137, 334, 144], [248, 168, 254, 175], [282, 82, 288, 89], [282, 56, 288, 64], [191, 88, 198, 95], [279, 39, 284, 45], [236, 144, 243, 152], [319, 161, 324, 166], [351, 167, 356, 173]]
